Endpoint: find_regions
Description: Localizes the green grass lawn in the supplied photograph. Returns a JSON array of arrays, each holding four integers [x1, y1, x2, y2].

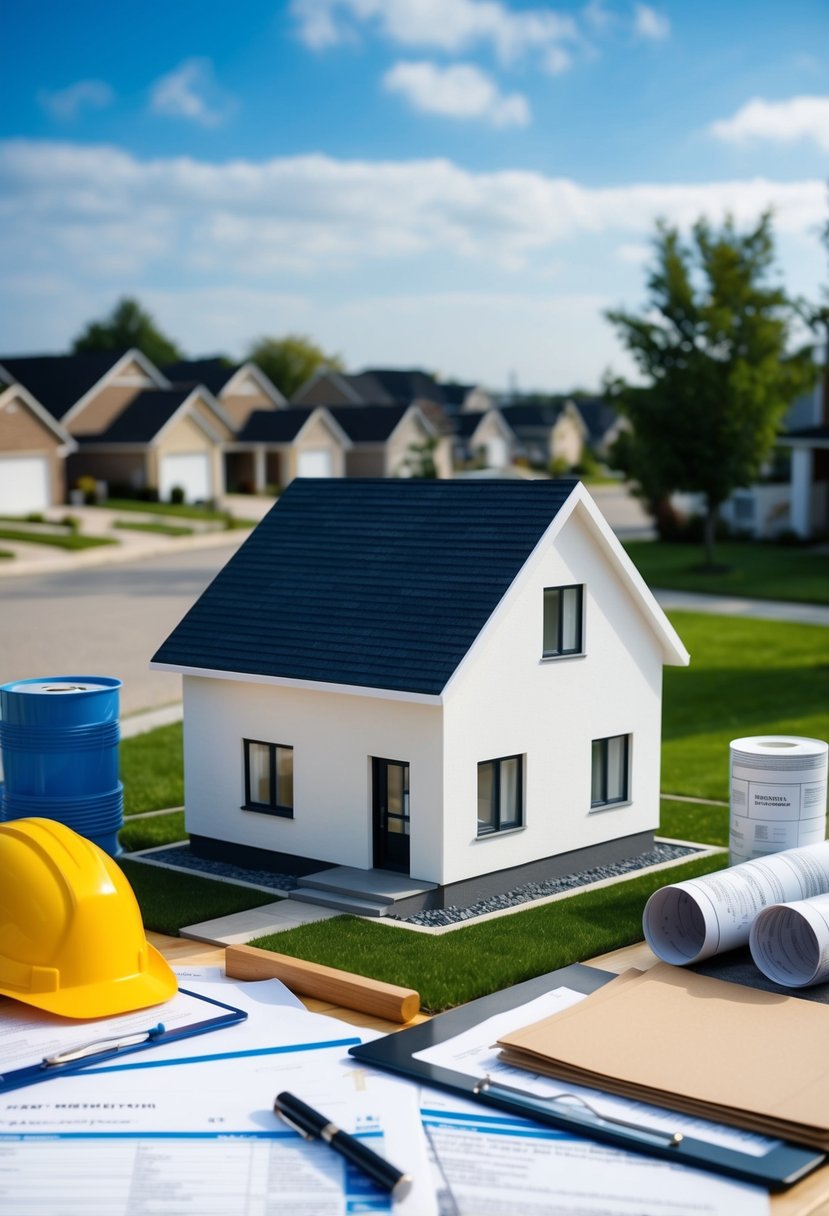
[[661, 613, 829, 800], [0, 527, 117, 550], [624, 540, 829, 605], [119, 609, 827, 1008], [113, 520, 194, 537], [103, 499, 253, 527], [250, 853, 727, 1012]]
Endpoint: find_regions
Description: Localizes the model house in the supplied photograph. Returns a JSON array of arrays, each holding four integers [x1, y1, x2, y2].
[[151, 478, 689, 911]]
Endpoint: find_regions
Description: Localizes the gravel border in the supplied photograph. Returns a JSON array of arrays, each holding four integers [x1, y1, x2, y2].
[[129, 839, 700, 925]]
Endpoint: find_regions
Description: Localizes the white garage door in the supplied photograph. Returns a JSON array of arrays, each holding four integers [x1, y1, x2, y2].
[[0, 456, 50, 513], [297, 449, 333, 478], [486, 436, 509, 469], [159, 454, 212, 503]]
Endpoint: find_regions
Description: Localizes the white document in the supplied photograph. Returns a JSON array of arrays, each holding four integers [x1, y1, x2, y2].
[[0, 988, 237, 1076], [421, 1088, 769, 1216], [0, 1045, 436, 1215], [642, 840, 829, 964], [415, 985, 776, 1158], [750, 892, 829, 986]]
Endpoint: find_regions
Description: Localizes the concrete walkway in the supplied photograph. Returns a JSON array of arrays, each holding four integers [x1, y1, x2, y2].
[[654, 589, 829, 627]]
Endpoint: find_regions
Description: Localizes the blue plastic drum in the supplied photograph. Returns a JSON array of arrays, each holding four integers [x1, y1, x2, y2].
[[0, 677, 123, 855]]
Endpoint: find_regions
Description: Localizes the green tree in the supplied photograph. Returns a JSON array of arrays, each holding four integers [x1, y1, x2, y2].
[[246, 334, 344, 400], [72, 297, 183, 366], [606, 213, 818, 565]]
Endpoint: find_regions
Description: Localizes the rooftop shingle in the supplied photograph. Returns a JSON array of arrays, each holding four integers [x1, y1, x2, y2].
[[152, 477, 578, 695]]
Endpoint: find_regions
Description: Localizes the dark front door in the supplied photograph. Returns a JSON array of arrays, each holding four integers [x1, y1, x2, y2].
[[372, 757, 410, 873]]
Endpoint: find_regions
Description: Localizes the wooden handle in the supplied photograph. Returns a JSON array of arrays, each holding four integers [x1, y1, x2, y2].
[[224, 943, 420, 1023]]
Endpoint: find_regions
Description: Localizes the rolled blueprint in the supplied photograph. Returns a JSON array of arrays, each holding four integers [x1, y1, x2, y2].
[[749, 893, 829, 987], [642, 840, 829, 965], [729, 735, 827, 865]]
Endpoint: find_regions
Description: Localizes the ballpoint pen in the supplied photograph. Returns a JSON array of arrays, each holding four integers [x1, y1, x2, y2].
[[273, 1090, 412, 1199]]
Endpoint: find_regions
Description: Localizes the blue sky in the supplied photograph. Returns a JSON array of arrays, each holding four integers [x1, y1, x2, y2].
[[2, 0, 827, 391]]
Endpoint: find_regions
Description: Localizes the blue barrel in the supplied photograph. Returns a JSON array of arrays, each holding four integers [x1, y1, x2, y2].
[[0, 676, 123, 855]]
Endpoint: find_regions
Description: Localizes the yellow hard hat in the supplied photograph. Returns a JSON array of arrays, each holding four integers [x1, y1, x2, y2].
[[0, 817, 177, 1019]]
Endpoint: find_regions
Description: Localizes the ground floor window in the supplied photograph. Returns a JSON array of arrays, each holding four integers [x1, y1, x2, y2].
[[477, 754, 523, 835], [243, 739, 294, 817], [591, 734, 630, 809]]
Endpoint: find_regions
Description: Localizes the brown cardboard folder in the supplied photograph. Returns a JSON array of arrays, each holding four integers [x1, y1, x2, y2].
[[497, 962, 829, 1151]]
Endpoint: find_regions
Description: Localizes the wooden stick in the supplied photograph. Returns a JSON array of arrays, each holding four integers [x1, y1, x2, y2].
[[224, 943, 421, 1023]]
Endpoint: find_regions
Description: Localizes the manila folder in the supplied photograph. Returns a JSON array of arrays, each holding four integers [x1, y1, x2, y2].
[[497, 962, 829, 1150]]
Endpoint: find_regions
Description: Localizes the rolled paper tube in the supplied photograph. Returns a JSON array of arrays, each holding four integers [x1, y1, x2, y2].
[[749, 894, 829, 988]]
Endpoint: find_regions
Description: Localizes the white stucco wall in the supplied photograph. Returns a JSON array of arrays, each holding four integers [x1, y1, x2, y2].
[[181, 675, 444, 880], [439, 506, 666, 885]]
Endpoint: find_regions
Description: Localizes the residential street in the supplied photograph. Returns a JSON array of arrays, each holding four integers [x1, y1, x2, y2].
[[1, 483, 824, 723], [0, 543, 242, 716]]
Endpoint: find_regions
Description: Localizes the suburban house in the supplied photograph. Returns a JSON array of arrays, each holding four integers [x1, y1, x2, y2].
[[68, 387, 235, 503], [0, 382, 77, 513], [453, 409, 515, 472], [151, 478, 689, 914], [500, 401, 588, 470], [228, 407, 351, 492], [328, 404, 452, 479], [779, 374, 829, 539], [163, 358, 286, 431], [0, 349, 170, 438]]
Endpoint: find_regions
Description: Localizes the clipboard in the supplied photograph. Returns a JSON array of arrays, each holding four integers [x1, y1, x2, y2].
[[349, 962, 826, 1191], [0, 988, 246, 1094]]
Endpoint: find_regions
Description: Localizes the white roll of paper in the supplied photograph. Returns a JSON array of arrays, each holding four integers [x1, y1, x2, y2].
[[749, 893, 829, 987], [729, 735, 827, 865], [642, 840, 829, 965]]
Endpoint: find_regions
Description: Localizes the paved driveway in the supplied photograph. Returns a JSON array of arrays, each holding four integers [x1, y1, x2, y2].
[[0, 542, 242, 716]]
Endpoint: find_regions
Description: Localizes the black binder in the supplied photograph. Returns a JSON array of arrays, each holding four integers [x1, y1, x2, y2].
[[350, 962, 825, 1191]]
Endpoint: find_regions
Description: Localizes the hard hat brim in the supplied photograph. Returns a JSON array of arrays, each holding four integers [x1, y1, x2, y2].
[[7, 942, 178, 1020]]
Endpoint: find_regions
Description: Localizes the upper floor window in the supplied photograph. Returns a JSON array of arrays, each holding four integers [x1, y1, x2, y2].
[[243, 739, 294, 817], [591, 734, 630, 809], [543, 584, 583, 658], [478, 754, 523, 836]]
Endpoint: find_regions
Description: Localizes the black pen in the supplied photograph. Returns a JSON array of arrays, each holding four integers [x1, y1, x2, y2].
[[273, 1090, 412, 1199]]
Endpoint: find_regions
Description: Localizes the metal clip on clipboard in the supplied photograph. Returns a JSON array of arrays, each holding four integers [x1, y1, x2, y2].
[[474, 1076, 685, 1149]]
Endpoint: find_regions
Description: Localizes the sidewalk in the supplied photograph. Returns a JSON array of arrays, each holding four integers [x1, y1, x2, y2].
[[653, 589, 829, 628], [0, 496, 268, 578]]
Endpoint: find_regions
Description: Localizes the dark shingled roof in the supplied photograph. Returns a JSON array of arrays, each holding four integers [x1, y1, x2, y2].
[[78, 390, 191, 443], [163, 359, 237, 394], [0, 351, 131, 421], [328, 404, 410, 442], [237, 407, 323, 443], [152, 477, 579, 695]]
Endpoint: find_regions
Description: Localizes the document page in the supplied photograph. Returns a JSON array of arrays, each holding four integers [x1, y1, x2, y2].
[[0, 1045, 436, 1215], [420, 1089, 769, 1216], [642, 840, 829, 965]]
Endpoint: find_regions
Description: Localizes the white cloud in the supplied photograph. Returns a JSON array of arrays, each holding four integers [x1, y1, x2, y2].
[[615, 241, 651, 264], [291, 0, 578, 68], [383, 61, 531, 127], [633, 4, 670, 40], [709, 95, 829, 154], [149, 59, 234, 127], [37, 80, 115, 122], [0, 140, 822, 282], [0, 140, 824, 385]]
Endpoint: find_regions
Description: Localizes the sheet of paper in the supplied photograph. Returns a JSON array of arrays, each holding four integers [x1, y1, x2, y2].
[[0, 1046, 436, 1215], [642, 840, 829, 964], [0, 988, 236, 1076], [420, 1088, 769, 1216], [416, 984, 777, 1158], [172, 964, 306, 1009]]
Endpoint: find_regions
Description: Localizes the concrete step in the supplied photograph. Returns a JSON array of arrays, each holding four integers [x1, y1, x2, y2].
[[290, 887, 392, 917], [301, 866, 437, 904]]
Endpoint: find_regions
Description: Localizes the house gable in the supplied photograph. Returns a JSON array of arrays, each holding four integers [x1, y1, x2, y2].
[[152, 478, 580, 695]]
